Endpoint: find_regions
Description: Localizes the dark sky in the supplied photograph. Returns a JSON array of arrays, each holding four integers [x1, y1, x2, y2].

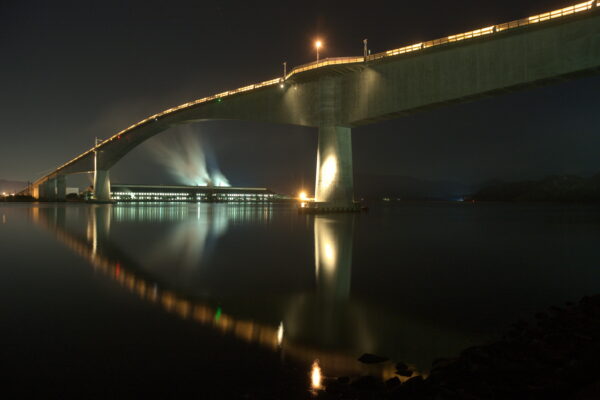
[[1, 0, 599, 193]]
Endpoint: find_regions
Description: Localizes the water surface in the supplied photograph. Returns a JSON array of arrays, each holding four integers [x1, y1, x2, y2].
[[2, 202, 600, 397]]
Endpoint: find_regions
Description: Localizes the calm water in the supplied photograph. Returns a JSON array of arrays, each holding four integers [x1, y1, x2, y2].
[[2, 202, 600, 397]]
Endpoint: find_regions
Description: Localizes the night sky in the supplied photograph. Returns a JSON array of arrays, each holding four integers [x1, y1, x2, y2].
[[1, 0, 599, 194]]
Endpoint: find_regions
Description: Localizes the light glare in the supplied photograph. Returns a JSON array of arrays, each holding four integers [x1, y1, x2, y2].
[[321, 156, 337, 190], [311, 360, 323, 390], [277, 322, 284, 345]]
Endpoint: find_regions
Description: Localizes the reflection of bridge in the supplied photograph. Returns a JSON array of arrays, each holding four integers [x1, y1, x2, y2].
[[23, 1, 600, 207], [31, 204, 486, 378], [30, 205, 393, 378]]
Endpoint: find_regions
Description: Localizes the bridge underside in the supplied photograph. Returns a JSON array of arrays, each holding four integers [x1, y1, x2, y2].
[[25, 7, 600, 206]]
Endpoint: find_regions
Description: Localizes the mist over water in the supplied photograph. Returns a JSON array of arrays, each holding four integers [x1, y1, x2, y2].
[[148, 127, 230, 187]]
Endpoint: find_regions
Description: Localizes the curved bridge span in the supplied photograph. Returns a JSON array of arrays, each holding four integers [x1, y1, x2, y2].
[[25, 1, 600, 205]]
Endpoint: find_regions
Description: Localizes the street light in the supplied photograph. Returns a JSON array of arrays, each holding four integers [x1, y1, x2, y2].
[[315, 40, 322, 62]]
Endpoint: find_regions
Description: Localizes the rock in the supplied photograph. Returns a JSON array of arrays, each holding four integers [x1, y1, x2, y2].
[[394, 361, 412, 377], [319, 294, 600, 399], [395, 362, 409, 370], [386, 377, 401, 389], [401, 376, 425, 394], [358, 353, 389, 364]]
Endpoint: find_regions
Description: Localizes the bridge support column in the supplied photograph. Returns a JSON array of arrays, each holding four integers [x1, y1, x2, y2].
[[47, 178, 57, 201], [56, 175, 66, 201], [93, 170, 111, 202], [38, 182, 46, 200], [315, 126, 354, 207], [39, 180, 54, 201], [314, 76, 355, 209]]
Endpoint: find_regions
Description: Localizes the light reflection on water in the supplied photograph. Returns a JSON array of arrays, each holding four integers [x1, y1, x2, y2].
[[311, 360, 323, 390], [8, 201, 600, 395], [30, 203, 400, 385], [15, 200, 600, 394]]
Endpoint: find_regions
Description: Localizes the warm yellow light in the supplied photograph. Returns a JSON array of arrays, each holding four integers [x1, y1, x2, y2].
[[299, 191, 308, 200], [321, 156, 337, 189], [277, 322, 284, 345], [315, 40, 322, 49], [323, 242, 335, 266], [311, 360, 323, 390]]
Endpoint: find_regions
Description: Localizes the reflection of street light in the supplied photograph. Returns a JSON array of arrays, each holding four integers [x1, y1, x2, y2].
[[315, 40, 322, 62], [311, 360, 322, 390]]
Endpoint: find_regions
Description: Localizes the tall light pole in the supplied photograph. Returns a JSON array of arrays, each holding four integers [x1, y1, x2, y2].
[[315, 40, 322, 62]]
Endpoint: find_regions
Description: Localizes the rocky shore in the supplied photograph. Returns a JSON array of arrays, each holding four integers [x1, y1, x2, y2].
[[316, 295, 600, 399]]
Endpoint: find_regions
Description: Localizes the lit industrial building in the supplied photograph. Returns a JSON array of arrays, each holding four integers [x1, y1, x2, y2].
[[109, 184, 280, 202]]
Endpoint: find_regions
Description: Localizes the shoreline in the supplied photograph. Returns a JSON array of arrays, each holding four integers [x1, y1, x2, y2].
[[316, 294, 600, 399]]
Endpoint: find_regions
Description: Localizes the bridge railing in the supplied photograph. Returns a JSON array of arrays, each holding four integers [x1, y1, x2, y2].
[[368, 0, 596, 61], [50, 76, 285, 175], [286, 1, 597, 67], [286, 57, 365, 77]]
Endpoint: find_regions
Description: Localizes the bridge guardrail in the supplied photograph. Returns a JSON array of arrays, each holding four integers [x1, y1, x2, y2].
[[367, 0, 596, 61]]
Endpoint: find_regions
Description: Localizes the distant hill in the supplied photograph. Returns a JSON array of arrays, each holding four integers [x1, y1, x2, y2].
[[0, 179, 27, 194], [470, 174, 600, 202], [354, 173, 471, 200]]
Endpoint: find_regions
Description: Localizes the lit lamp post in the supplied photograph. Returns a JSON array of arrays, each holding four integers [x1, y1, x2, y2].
[[315, 40, 322, 62]]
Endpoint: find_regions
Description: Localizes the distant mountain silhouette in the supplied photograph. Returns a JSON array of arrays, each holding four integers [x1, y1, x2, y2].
[[354, 173, 471, 200], [470, 174, 600, 202], [0, 179, 26, 194]]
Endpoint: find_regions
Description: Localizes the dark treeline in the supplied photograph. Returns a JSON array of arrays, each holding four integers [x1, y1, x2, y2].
[[0, 195, 35, 202], [470, 174, 600, 202]]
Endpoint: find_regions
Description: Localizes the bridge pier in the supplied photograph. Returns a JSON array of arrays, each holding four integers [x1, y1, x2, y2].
[[37, 182, 46, 200], [47, 177, 57, 201], [315, 126, 354, 207], [93, 170, 111, 202], [56, 175, 66, 201], [31, 184, 39, 199], [38, 179, 55, 201], [314, 76, 355, 208]]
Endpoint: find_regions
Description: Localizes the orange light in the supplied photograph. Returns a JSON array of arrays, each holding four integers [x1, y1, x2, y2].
[[299, 191, 308, 200], [315, 40, 322, 49], [311, 360, 323, 390]]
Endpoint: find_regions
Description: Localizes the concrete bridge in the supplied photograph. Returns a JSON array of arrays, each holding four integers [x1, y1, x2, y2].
[[24, 1, 600, 207]]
